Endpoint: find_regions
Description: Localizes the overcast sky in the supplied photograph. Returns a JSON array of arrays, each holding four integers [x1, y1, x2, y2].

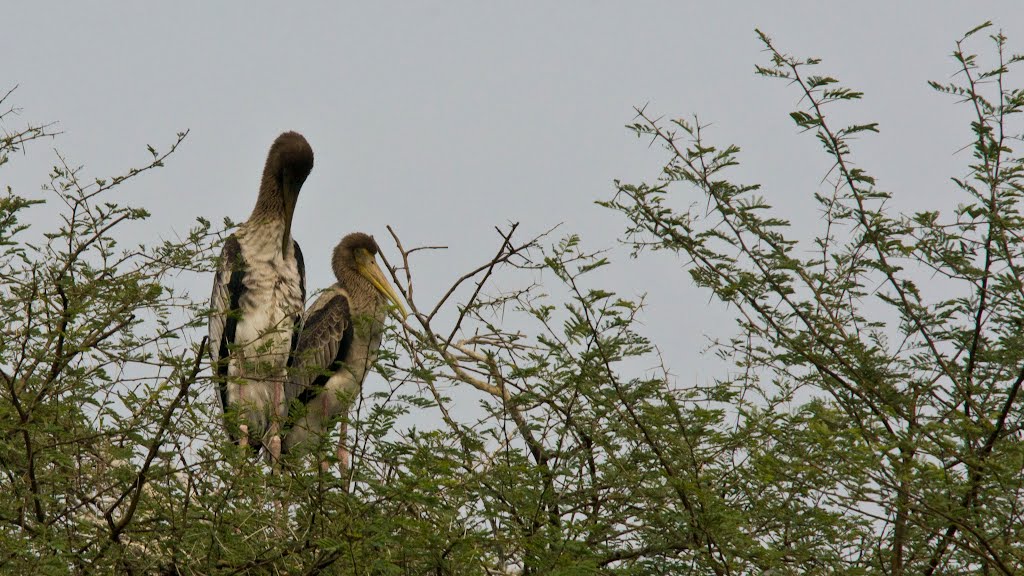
[[6, 3, 1024, 398]]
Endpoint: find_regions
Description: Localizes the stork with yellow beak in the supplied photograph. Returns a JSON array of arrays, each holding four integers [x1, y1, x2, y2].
[[283, 232, 406, 468]]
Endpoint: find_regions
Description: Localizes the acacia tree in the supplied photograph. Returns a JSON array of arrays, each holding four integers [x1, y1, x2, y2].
[[2, 23, 1023, 576], [604, 22, 1024, 574]]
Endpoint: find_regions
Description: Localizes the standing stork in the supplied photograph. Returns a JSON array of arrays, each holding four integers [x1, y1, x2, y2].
[[209, 131, 314, 463], [283, 233, 406, 469]]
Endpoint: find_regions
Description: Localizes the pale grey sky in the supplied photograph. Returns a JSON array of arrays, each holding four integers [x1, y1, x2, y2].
[[6, 3, 1024, 394]]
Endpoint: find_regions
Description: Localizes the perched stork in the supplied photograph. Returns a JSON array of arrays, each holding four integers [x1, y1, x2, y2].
[[283, 232, 406, 469], [209, 131, 314, 463]]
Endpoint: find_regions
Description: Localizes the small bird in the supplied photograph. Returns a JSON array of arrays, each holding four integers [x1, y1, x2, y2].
[[283, 232, 407, 469], [209, 131, 314, 463]]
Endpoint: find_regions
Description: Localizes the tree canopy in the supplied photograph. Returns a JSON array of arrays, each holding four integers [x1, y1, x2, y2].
[[2, 23, 1023, 575]]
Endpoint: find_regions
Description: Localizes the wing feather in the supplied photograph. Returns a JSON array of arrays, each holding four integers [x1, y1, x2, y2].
[[209, 235, 245, 419], [294, 240, 306, 303], [286, 291, 353, 408], [287, 240, 306, 368]]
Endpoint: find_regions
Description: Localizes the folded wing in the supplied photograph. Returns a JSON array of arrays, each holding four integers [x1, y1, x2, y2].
[[286, 291, 354, 409], [209, 235, 246, 442]]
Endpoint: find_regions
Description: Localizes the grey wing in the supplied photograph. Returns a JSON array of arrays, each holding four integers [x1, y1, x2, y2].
[[209, 235, 245, 415], [285, 291, 353, 408]]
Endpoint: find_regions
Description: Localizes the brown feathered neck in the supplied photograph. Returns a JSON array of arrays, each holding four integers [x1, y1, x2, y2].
[[332, 232, 379, 280], [250, 131, 314, 221]]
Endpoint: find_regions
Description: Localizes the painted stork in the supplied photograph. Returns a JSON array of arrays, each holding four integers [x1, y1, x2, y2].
[[209, 131, 314, 463], [282, 232, 406, 469]]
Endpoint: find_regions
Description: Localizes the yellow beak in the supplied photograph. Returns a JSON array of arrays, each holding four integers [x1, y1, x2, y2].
[[359, 258, 408, 320]]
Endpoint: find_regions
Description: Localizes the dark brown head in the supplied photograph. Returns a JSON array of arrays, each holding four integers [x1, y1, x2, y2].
[[332, 232, 407, 318], [332, 232, 379, 277], [262, 131, 314, 202], [253, 132, 314, 250]]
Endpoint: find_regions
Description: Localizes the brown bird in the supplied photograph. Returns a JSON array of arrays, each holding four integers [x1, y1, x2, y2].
[[283, 233, 406, 469], [209, 131, 314, 463]]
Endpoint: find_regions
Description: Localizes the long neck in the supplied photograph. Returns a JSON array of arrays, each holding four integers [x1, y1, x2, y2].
[[337, 267, 383, 316], [249, 176, 294, 255], [251, 174, 286, 219]]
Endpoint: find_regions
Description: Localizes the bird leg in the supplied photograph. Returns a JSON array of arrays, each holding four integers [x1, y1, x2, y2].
[[268, 429, 286, 537], [267, 431, 282, 464], [267, 379, 284, 465], [335, 422, 350, 479], [239, 424, 249, 450], [269, 379, 286, 534]]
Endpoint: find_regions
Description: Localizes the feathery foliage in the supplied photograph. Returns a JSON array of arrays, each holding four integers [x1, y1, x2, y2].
[[2, 23, 1024, 575]]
